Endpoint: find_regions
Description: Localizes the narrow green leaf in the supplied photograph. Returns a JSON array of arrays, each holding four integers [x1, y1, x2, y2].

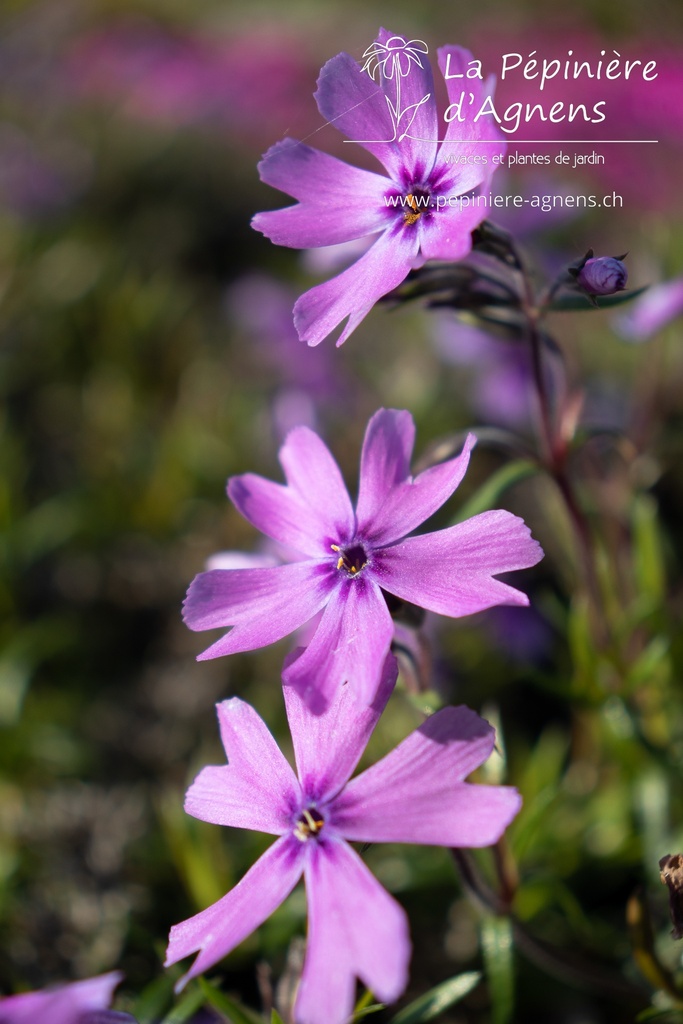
[[354, 1004, 386, 1021], [481, 916, 514, 1024], [453, 460, 538, 524], [271, 1010, 286, 1024], [389, 971, 481, 1024], [352, 988, 384, 1019], [198, 978, 263, 1024], [632, 493, 666, 606], [133, 974, 176, 1024], [568, 594, 599, 698], [160, 987, 206, 1024], [636, 1008, 683, 1023], [546, 285, 648, 312], [627, 635, 671, 690]]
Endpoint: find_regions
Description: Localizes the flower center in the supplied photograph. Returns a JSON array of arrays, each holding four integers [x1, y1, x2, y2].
[[331, 541, 368, 576], [293, 807, 325, 842], [403, 189, 430, 225]]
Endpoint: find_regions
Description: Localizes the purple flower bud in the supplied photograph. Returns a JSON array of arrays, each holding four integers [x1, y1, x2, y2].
[[577, 256, 628, 296]]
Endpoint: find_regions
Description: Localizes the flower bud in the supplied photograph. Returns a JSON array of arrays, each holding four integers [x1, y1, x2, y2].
[[577, 255, 628, 296]]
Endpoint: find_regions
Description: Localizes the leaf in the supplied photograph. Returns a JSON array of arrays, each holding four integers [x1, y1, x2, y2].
[[354, 1005, 386, 1021], [453, 460, 538, 523], [271, 1011, 287, 1024], [160, 987, 207, 1024], [133, 974, 177, 1024], [636, 1008, 683, 1022], [546, 285, 648, 312], [481, 916, 514, 1024], [198, 978, 263, 1024], [354, 988, 384, 1019], [627, 635, 671, 690], [389, 971, 481, 1024], [632, 493, 666, 606], [568, 594, 599, 699]]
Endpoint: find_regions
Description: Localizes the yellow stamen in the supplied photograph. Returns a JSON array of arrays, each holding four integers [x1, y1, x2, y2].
[[301, 809, 322, 834], [294, 807, 325, 842], [404, 193, 421, 226]]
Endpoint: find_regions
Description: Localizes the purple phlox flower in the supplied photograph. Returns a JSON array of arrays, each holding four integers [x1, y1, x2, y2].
[[0, 973, 124, 1024], [252, 29, 504, 347], [183, 408, 543, 712], [165, 656, 521, 1024], [616, 275, 683, 342]]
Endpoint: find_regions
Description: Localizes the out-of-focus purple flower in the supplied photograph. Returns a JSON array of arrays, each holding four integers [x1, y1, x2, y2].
[[68, 24, 315, 147], [0, 973, 124, 1024], [576, 255, 628, 297], [226, 274, 346, 436], [165, 656, 521, 1024], [616, 275, 683, 341], [81, 1012, 138, 1024], [0, 124, 88, 219], [433, 318, 533, 428], [183, 408, 543, 711], [252, 29, 504, 346], [486, 605, 553, 665]]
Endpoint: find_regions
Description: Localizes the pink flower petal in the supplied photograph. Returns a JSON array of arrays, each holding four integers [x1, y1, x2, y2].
[[283, 653, 397, 801], [373, 28, 438, 180], [356, 410, 476, 545], [437, 47, 503, 151], [183, 563, 331, 660], [418, 198, 490, 261], [184, 699, 301, 834], [282, 576, 394, 712], [277, 426, 355, 542], [294, 225, 419, 346], [616, 275, 683, 341], [165, 836, 304, 989], [314, 51, 403, 180], [295, 838, 410, 1024], [228, 473, 338, 559], [378, 509, 543, 617], [334, 706, 521, 845], [0, 973, 122, 1024], [252, 139, 390, 247], [355, 407, 415, 526]]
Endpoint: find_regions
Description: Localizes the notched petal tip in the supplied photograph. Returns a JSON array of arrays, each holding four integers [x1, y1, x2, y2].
[[181, 574, 208, 630], [255, 137, 301, 178]]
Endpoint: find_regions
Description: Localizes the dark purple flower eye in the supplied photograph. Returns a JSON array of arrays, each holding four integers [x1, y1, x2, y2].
[[577, 255, 628, 295]]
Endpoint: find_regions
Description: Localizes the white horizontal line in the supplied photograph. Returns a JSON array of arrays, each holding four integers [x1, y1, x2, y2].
[[344, 139, 659, 144]]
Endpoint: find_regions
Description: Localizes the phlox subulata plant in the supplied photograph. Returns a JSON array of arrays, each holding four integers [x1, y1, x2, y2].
[[4, 13, 683, 1024]]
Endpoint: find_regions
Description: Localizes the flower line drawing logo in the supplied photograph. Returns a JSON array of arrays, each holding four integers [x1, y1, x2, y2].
[[359, 35, 430, 142]]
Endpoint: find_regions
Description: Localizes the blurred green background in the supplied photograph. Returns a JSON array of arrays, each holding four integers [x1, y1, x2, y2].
[[1, 1, 683, 1021]]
